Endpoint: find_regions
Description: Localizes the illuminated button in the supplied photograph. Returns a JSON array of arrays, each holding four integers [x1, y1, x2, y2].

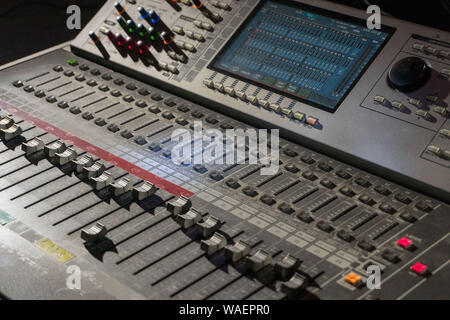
[[408, 98, 421, 107], [236, 91, 246, 100], [258, 99, 269, 109], [397, 237, 413, 249], [440, 68, 450, 78], [415, 109, 429, 119], [374, 95, 386, 104], [192, 0, 203, 9], [224, 86, 235, 96], [246, 95, 258, 104], [306, 116, 318, 126], [214, 83, 225, 92], [391, 100, 404, 110], [439, 129, 450, 139], [149, 10, 160, 24], [412, 43, 424, 50], [410, 262, 428, 275], [161, 32, 173, 45], [282, 108, 293, 117], [203, 79, 214, 88], [270, 103, 281, 113], [345, 272, 362, 287], [293, 112, 305, 121], [67, 59, 78, 66]]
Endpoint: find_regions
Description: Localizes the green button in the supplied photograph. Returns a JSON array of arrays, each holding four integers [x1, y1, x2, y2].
[[294, 112, 305, 121], [67, 59, 78, 66]]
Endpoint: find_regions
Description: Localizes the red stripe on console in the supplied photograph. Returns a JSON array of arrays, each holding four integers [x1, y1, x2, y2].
[[0, 99, 194, 198]]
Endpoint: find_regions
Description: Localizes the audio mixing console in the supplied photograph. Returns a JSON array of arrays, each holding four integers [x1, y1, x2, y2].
[[0, 0, 449, 300]]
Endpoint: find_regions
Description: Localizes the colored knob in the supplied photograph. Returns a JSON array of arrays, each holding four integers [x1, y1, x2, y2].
[[388, 57, 432, 92], [149, 10, 160, 24], [138, 6, 149, 19], [114, 2, 125, 14], [126, 19, 137, 33], [192, 0, 203, 8], [88, 31, 110, 59], [161, 31, 173, 45], [116, 16, 127, 28], [115, 33, 126, 46], [148, 27, 158, 41], [125, 37, 137, 51]]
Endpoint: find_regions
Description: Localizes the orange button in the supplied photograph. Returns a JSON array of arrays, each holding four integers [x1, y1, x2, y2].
[[306, 116, 318, 127], [345, 272, 362, 287]]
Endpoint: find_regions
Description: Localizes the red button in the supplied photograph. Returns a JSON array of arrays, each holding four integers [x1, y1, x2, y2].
[[410, 262, 428, 275], [306, 116, 318, 127], [397, 237, 413, 249]]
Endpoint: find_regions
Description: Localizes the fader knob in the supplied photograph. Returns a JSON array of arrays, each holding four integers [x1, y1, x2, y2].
[[388, 57, 431, 92], [167, 196, 192, 215], [132, 181, 157, 201], [22, 137, 44, 155]]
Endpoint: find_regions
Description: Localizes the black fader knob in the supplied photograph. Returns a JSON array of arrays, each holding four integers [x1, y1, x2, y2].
[[387, 56, 431, 92]]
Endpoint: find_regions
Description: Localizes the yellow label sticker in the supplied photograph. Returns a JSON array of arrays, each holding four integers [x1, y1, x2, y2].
[[36, 238, 75, 263]]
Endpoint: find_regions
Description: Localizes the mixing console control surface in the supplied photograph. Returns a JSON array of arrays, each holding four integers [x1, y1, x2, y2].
[[0, 49, 448, 300]]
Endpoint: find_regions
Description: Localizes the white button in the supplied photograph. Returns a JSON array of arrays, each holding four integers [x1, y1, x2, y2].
[[391, 101, 404, 110], [173, 26, 184, 35], [440, 69, 450, 78], [194, 33, 205, 41], [433, 105, 448, 116], [258, 99, 270, 109], [425, 46, 437, 54], [415, 110, 429, 119], [236, 91, 246, 100], [412, 43, 424, 50], [214, 83, 225, 92], [184, 43, 196, 52], [246, 95, 258, 104], [224, 87, 235, 96], [168, 65, 179, 74], [203, 79, 215, 88], [270, 103, 281, 113], [374, 95, 386, 104], [408, 98, 422, 107], [439, 129, 450, 139], [201, 22, 213, 31]]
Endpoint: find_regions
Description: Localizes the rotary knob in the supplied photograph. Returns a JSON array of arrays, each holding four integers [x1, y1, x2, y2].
[[387, 56, 431, 92]]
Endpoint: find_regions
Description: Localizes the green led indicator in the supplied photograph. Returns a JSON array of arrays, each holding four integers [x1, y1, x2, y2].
[[67, 59, 78, 66]]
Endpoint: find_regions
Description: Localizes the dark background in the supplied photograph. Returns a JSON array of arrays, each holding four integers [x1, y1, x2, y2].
[[0, 0, 449, 66]]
